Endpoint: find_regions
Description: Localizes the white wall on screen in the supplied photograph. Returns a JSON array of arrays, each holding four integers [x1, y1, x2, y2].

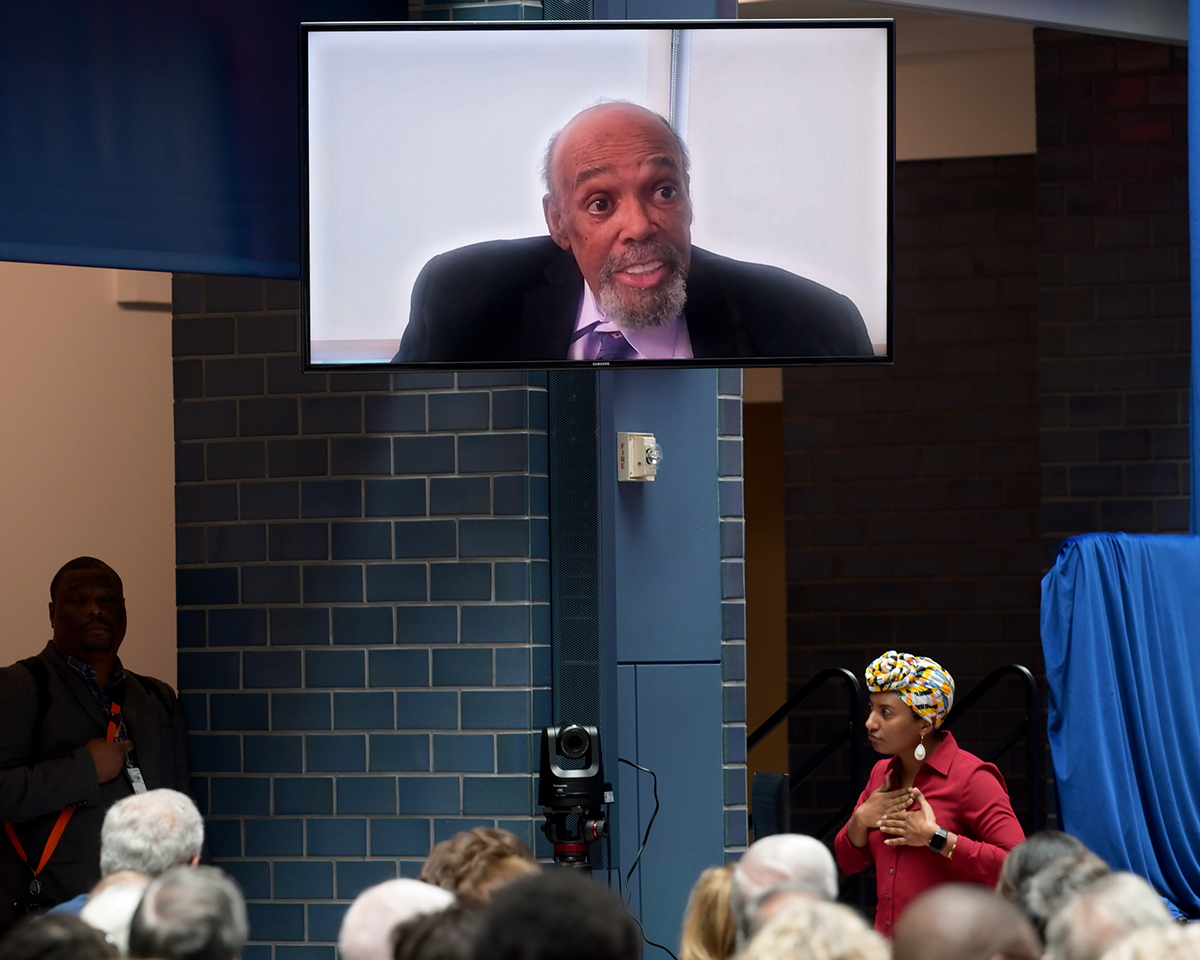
[[306, 25, 891, 359]]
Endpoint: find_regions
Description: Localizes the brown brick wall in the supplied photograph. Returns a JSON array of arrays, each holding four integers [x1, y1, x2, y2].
[[1036, 30, 1190, 563], [782, 155, 1042, 834], [781, 31, 1191, 840]]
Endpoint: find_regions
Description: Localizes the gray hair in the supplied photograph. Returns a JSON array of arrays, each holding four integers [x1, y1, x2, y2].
[[541, 101, 691, 201], [127, 865, 248, 960], [1016, 851, 1111, 941], [100, 789, 204, 877], [1100, 922, 1200, 960], [1044, 872, 1172, 960], [731, 835, 838, 949], [736, 901, 888, 960]]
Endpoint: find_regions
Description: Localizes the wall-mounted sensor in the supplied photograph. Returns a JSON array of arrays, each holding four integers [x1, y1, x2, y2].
[[617, 432, 662, 482]]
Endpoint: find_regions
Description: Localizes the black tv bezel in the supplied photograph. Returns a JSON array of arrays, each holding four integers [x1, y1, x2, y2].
[[300, 18, 895, 373]]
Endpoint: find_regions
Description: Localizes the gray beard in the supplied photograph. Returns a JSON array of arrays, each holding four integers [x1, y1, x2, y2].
[[597, 244, 688, 332]]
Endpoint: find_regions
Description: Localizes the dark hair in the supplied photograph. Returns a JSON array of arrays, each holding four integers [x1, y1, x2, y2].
[[127, 865, 248, 960], [395, 900, 482, 960], [472, 871, 639, 960], [996, 830, 1090, 901], [49, 557, 122, 600], [0, 914, 118, 960]]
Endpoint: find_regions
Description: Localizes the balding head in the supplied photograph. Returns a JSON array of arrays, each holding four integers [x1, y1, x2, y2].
[[338, 879, 455, 960], [731, 835, 837, 947], [893, 884, 1041, 960]]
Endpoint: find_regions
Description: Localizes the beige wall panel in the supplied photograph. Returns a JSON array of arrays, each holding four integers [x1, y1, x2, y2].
[[0, 262, 176, 685]]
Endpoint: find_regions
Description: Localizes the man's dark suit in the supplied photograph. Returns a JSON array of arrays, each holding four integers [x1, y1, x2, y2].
[[393, 236, 875, 363], [0, 642, 191, 929]]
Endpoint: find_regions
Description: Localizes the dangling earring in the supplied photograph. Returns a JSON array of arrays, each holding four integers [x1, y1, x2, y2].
[[914, 735, 926, 762]]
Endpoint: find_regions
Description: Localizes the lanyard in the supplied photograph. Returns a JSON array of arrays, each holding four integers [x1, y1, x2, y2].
[[5, 702, 123, 891]]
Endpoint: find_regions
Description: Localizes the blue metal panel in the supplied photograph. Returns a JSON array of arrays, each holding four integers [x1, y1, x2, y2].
[[611, 369, 722, 664], [626, 663, 724, 960]]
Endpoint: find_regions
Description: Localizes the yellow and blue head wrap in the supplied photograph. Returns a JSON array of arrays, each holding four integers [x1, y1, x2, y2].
[[864, 651, 955, 729]]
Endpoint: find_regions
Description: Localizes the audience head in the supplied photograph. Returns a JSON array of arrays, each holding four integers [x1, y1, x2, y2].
[[100, 788, 205, 877], [339, 878, 455, 960], [1044, 872, 1171, 960], [996, 831, 1090, 901], [0, 914, 117, 960], [893, 883, 1041, 960], [394, 899, 483, 960], [420, 827, 538, 901], [679, 866, 736, 960], [473, 870, 639, 960], [731, 835, 837, 947], [737, 901, 889, 960], [127, 864, 248, 960], [1099, 922, 1200, 960], [80, 872, 152, 955], [1016, 851, 1111, 942]]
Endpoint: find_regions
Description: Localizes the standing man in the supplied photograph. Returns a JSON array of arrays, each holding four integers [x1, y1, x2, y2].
[[0, 557, 192, 930]]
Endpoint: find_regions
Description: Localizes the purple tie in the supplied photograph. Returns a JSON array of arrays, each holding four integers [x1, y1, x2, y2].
[[573, 322, 638, 360]]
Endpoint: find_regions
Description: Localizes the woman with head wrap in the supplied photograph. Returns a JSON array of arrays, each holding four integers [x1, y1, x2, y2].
[[833, 651, 1025, 937]]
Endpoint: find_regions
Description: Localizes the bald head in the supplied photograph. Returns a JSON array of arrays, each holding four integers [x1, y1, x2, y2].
[[893, 884, 1041, 960], [542, 102, 689, 202]]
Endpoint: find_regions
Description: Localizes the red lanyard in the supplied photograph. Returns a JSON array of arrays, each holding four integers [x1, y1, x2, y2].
[[5, 702, 122, 887]]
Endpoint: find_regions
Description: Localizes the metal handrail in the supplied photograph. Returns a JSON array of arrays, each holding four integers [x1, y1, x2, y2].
[[747, 667, 864, 839], [746, 662, 1044, 838], [942, 663, 1043, 831]]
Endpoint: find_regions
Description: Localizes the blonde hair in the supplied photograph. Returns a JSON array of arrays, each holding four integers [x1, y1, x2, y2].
[[1101, 923, 1200, 960], [680, 866, 737, 960], [737, 901, 888, 960]]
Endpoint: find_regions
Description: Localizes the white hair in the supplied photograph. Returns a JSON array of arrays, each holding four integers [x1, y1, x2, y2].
[[731, 835, 838, 948], [737, 901, 888, 960], [338, 878, 456, 960], [1100, 921, 1200, 960], [100, 789, 204, 877], [1045, 872, 1172, 960]]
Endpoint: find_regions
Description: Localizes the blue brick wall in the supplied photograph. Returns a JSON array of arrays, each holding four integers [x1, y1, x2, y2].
[[717, 368, 748, 853], [174, 275, 549, 954]]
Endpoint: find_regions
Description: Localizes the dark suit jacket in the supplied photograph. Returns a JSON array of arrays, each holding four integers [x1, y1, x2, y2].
[[394, 236, 875, 363], [0, 643, 191, 928]]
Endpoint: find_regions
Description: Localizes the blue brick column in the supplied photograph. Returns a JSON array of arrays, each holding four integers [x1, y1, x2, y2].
[[173, 275, 549, 958], [717, 368, 748, 855]]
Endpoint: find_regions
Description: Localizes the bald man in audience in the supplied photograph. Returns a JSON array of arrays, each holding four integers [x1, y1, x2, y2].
[[893, 884, 1042, 960]]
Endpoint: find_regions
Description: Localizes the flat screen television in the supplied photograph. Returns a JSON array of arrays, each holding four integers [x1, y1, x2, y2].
[[301, 19, 893, 370]]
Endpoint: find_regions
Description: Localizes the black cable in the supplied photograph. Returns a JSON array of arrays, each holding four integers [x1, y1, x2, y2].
[[617, 758, 679, 960]]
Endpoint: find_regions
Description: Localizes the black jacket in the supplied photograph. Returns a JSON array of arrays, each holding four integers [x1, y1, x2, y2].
[[394, 236, 874, 363], [0, 642, 191, 929]]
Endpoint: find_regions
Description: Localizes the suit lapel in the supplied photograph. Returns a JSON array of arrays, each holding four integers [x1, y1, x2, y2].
[[43, 648, 110, 737], [683, 250, 747, 359], [519, 247, 585, 360]]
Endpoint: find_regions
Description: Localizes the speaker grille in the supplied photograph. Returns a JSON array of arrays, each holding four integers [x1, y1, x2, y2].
[[548, 370, 602, 729], [542, 0, 592, 19]]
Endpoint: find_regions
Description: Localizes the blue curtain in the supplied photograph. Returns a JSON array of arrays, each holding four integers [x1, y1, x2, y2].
[[1041, 532, 1200, 918]]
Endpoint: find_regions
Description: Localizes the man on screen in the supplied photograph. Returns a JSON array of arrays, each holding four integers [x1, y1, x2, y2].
[[393, 102, 873, 363]]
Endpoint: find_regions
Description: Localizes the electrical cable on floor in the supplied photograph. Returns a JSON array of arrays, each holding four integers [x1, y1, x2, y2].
[[618, 758, 679, 960]]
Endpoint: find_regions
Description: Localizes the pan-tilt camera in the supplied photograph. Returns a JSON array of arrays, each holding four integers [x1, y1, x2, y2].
[[538, 724, 612, 868]]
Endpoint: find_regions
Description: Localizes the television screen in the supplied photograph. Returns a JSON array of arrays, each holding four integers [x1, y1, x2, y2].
[[302, 19, 893, 370]]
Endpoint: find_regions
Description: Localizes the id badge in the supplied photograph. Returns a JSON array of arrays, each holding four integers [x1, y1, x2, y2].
[[125, 761, 148, 795]]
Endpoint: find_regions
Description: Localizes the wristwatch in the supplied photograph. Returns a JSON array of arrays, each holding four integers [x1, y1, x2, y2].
[[928, 828, 949, 853]]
